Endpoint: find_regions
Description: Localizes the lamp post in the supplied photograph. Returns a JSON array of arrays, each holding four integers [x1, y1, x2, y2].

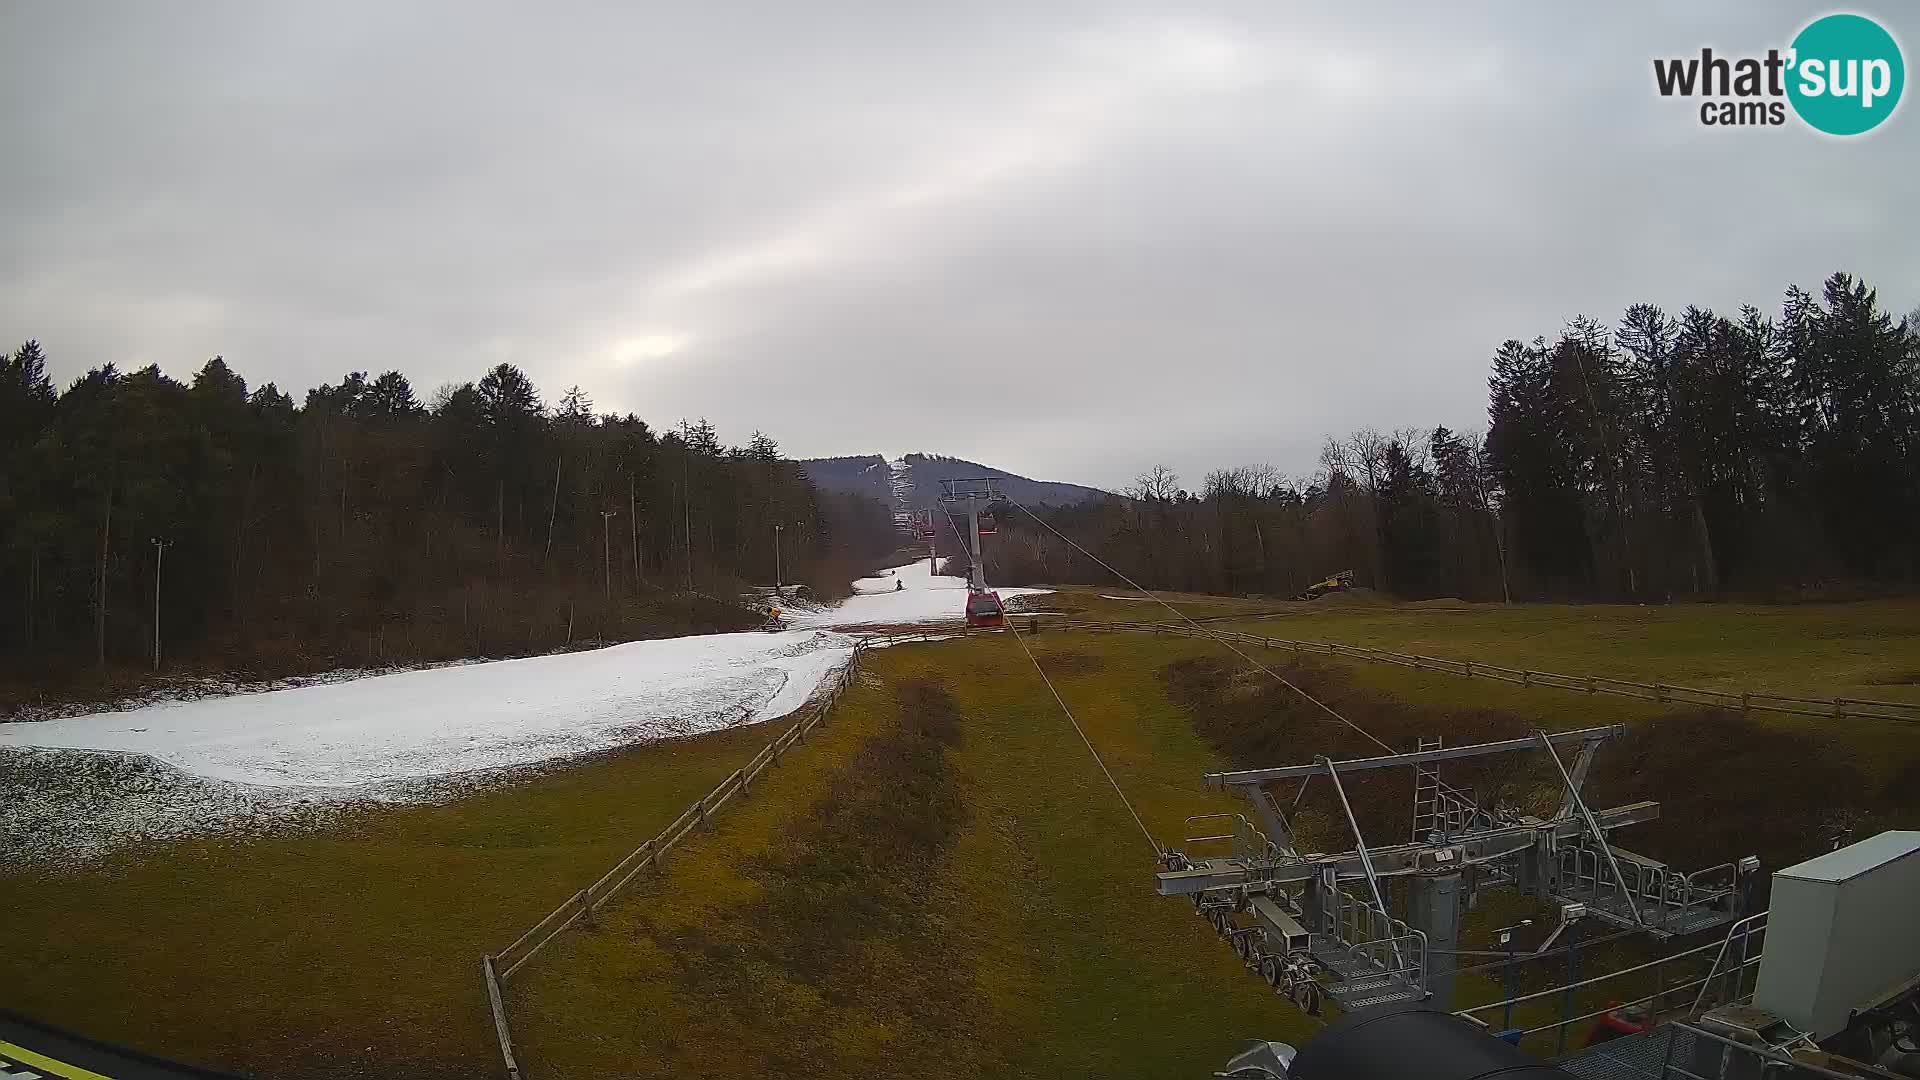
[[1495, 918, 1533, 1037], [150, 537, 170, 672], [773, 522, 784, 597], [1558, 905, 1586, 1055], [600, 509, 619, 603]]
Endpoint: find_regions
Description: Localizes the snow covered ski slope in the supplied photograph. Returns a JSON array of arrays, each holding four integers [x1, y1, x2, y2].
[[790, 557, 1047, 628], [1, 561, 1048, 860], [0, 630, 857, 789]]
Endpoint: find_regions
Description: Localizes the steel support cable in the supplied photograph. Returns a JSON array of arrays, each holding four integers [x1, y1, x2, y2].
[[940, 506, 1160, 857], [1448, 927, 1638, 975], [1005, 495, 1446, 771], [1007, 617, 1163, 857]]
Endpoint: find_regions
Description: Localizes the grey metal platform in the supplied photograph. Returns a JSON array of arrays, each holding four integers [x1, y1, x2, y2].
[[1555, 1025, 1695, 1080], [1310, 937, 1426, 1009]]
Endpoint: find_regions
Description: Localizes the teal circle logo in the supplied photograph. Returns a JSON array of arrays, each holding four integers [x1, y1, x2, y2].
[[1787, 14, 1905, 135]]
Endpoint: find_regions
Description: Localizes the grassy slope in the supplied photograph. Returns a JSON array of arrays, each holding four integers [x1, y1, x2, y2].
[[1047, 588, 1920, 781], [1217, 598, 1920, 702], [515, 632, 1315, 1079], [1050, 586, 1920, 700], [1212, 598, 1920, 784], [0, 724, 786, 1079], [5, 597, 1915, 1076]]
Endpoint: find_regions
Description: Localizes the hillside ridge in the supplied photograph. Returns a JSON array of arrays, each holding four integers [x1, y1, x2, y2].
[[799, 452, 1109, 509]]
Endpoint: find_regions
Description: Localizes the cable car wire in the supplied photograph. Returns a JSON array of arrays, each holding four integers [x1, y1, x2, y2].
[[1002, 494, 1417, 762], [940, 504, 1161, 856], [1007, 618, 1163, 856]]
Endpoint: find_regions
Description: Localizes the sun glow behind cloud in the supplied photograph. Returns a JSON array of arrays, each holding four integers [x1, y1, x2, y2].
[[606, 330, 692, 367]]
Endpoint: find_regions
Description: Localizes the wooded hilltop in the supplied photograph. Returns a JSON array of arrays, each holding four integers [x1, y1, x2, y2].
[[0, 357, 897, 703], [978, 272, 1918, 603]]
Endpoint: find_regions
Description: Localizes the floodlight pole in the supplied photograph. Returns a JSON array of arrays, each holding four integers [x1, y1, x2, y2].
[[1496, 918, 1532, 1034], [601, 510, 619, 602], [150, 537, 170, 671], [773, 522, 784, 596]]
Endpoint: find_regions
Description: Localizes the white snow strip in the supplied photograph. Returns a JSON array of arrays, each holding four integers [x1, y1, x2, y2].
[[787, 557, 1050, 627], [0, 630, 858, 790], [1100, 594, 1154, 601], [1, 558, 1046, 862]]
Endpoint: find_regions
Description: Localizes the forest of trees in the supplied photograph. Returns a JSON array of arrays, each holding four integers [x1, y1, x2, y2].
[[5, 269, 1913, 697], [983, 272, 1919, 602], [0, 352, 896, 693]]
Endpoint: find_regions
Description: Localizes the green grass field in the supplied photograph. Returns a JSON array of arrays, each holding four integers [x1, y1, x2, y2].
[[0, 724, 793, 1079], [4, 596, 1917, 1077], [512, 632, 1311, 1079]]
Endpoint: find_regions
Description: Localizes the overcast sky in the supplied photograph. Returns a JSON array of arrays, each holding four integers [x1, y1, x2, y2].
[[3, 3, 1913, 491]]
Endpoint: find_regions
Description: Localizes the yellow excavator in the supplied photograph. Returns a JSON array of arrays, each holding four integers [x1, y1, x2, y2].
[[1294, 569, 1354, 601]]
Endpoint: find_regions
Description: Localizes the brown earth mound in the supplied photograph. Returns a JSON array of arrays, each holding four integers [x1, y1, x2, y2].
[[1308, 587, 1391, 608], [1157, 655, 1914, 886]]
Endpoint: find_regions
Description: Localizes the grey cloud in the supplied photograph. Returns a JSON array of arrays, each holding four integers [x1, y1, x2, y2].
[[3, 2, 1913, 491]]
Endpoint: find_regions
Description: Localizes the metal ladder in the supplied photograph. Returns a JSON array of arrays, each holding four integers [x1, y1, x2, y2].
[[1410, 736, 1443, 841]]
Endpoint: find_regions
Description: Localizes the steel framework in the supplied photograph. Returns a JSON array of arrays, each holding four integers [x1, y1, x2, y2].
[[938, 477, 1002, 593], [1159, 726, 1761, 1013]]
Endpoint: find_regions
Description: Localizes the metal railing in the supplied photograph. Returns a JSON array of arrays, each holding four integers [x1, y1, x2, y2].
[[1554, 844, 1744, 932], [1182, 813, 1276, 862], [1557, 1021, 1873, 1080], [1457, 914, 1768, 1047], [1689, 911, 1768, 1018], [1316, 884, 1429, 990]]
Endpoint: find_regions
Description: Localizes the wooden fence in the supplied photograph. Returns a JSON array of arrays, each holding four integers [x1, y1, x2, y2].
[[479, 630, 961, 1078], [1047, 620, 1920, 726]]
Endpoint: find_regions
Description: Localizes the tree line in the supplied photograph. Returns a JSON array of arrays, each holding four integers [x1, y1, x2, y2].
[[982, 272, 1918, 602], [0, 352, 896, 691]]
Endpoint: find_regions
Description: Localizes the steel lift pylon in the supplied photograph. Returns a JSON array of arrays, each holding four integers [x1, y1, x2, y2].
[[938, 477, 1006, 626], [1157, 726, 1761, 1012]]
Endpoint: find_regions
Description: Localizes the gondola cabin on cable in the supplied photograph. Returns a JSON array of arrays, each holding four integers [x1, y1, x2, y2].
[[965, 589, 1006, 627], [975, 508, 997, 535]]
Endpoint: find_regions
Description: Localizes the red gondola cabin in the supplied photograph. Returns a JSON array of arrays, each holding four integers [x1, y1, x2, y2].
[[965, 589, 1005, 627]]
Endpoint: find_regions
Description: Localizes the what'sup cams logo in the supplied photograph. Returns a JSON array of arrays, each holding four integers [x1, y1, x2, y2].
[[1654, 12, 1904, 135]]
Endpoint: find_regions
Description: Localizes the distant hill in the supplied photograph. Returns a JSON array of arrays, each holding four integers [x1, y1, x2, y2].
[[799, 453, 1109, 510], [798, 455, 895, 504]]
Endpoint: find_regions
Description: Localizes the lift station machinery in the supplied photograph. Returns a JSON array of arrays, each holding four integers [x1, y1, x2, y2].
[[1158, 725, 1761, 1015], [1213, 830, 1920, 1080]]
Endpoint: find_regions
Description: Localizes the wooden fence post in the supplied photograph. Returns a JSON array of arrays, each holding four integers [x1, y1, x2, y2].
[[484, 956, 522, 1080], [1585, 676, 1595, 695], [1464, 660, 1474, 678], [1741, 692, 1750, 716], [1523, 670, 1533, 688], [696, 795, 710, 831]]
